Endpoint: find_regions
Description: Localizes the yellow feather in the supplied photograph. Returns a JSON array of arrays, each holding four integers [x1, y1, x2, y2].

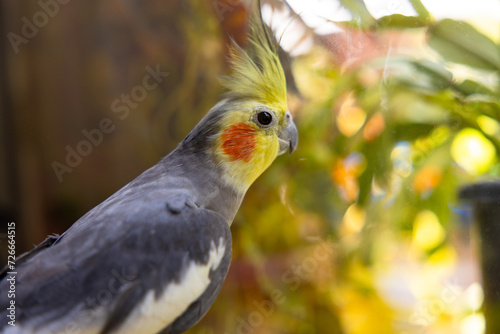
[[213, 103, 279, 190], [219, 3, 287, 115]]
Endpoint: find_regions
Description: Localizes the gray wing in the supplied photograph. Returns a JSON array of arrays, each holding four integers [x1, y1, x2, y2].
[[0, 194, 232, 334]]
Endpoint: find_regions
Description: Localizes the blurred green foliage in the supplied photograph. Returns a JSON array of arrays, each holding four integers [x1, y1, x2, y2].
[[191, 1, 499, 333]]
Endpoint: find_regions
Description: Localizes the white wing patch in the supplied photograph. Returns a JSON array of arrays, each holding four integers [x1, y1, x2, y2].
[[114, 237, 227, 334], [4, 239, 226, 334]]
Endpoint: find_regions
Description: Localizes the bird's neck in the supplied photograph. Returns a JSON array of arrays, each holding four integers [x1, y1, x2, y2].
[[165, 144, 246, 225]]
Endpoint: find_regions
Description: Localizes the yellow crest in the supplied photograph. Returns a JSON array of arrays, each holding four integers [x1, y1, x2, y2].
[[220, 2, 287, 114]]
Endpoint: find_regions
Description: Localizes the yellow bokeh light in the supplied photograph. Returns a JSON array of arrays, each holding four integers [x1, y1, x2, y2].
[[428, 245, 456, 267], [460, 313, 485, 334], [464, 282, 484, 312], [341, 204, 366, 236], [477, 115, 500, 136], [337, 93, 367, 137], [412, 210, 445, 251], [451, 128, 496, 175]]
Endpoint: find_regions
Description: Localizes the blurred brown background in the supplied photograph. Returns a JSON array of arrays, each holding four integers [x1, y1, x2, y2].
[[1, 0, 235, 253]]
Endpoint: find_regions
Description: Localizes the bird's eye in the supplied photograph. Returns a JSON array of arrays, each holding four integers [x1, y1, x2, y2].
[[257, 111, 273, 126]]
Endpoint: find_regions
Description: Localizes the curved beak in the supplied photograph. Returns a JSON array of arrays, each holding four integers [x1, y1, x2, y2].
[[277, 111, 298, 156]]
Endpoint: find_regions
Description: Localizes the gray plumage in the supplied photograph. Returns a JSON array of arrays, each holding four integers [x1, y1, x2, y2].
[[0, 104, 241, 334]]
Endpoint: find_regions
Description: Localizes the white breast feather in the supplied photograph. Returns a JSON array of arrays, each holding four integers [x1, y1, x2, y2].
[[115, 237, 226, 334]]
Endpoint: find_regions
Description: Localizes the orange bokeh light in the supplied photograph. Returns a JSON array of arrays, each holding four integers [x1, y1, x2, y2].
[[412, 165, 443, 193]]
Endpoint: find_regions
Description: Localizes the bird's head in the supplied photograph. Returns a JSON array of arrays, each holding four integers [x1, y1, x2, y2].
[[214, 5, 298, 191], [183, 3, 297, 193]]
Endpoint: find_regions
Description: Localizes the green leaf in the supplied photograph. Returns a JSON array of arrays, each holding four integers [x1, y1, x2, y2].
[[429, 19, 500, 71], [392, 124, 437, 141], [408, 0, 432, 23], [389, 91, 448, 124], [358, 135, 392, 205], [455, 79, 495, 97], [339, 0, 376, 26], [378, 14, 427, 29], [411, 60, 453, 89]]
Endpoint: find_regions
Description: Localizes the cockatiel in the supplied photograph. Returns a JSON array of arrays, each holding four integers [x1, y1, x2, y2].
[[0, 2, 297, 334]]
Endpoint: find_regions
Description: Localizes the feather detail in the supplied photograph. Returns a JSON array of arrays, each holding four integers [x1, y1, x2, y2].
[[221, 123, 257, 162], [219, 2, 287, 114]]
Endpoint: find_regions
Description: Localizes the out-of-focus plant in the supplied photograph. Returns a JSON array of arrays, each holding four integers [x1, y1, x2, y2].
[[190, 1, 499, 333]]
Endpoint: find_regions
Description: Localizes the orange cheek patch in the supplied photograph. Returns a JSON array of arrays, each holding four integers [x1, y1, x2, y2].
[[221, 123, 257, 162]]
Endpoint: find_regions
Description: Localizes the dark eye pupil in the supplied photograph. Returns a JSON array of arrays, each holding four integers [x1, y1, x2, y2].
[[257, 111, 272, 125]]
